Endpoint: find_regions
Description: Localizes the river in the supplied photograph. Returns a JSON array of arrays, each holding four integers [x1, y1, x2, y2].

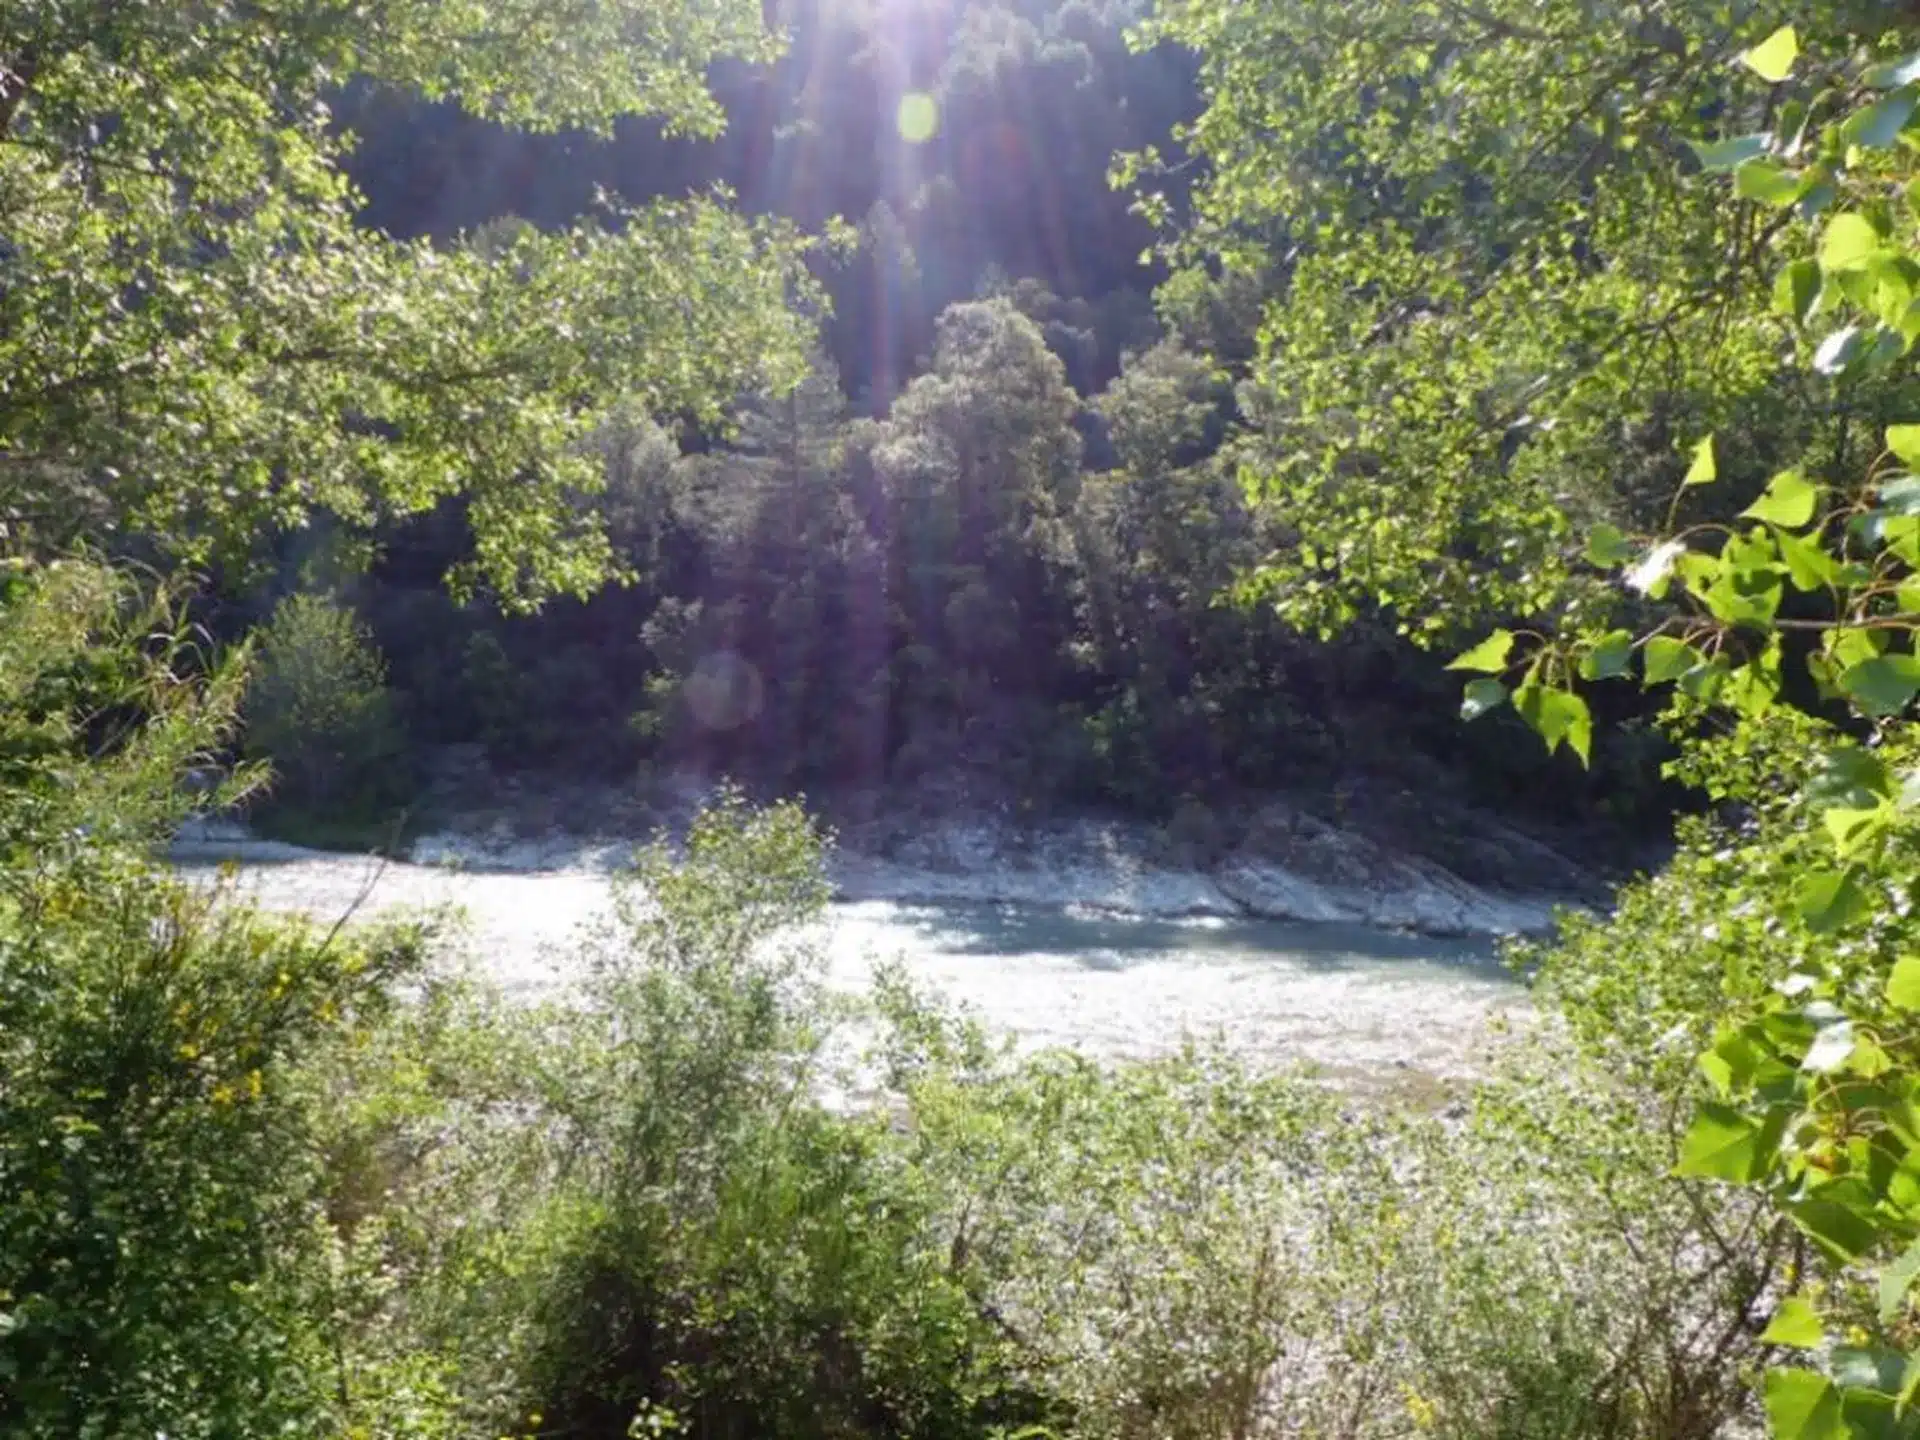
[[176, 842, 1527, 1088]]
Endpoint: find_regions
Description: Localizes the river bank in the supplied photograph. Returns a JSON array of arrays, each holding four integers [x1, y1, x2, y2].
[[361, 760, 1615, 938]]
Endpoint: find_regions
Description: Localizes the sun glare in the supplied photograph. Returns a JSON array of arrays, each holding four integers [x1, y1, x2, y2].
[[896, 91, 939, 144]]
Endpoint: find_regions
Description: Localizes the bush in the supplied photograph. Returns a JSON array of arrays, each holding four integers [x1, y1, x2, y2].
[[0, 560, 428, 1438], [244, 593, 410, 841]]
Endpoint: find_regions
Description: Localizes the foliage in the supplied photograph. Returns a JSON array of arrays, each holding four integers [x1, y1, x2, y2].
[[0, 0, 820, 605], [1150, 1, 1920, 1431], [0, 578, 1774, 1440], [0, 558, 427, 1438], [1130, 0, 1840, 639], [286, 788, 1775, 1440], [244, 592, 410, 837]]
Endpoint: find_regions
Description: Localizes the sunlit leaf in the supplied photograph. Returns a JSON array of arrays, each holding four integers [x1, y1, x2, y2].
[[1825, 805, 1887, 854], [1515, 684, 1592, 765], [1890, 425, 1920, 470], [1741, 25, 1798, 82], [1762, 1294, 1826, 1348], [1586, 522, 1634, 568], [1765, 1369, 1846, 1440], [1741, 470, 1820, 527], [1823, 214, 1885, 272], [1793, 1196, 1881, 1262], [1644, 635, 1704, 684], [1684, 435, 1717, 486], [1881, 1237, 1920, 1322], [1887, 957, 1920, 1012], [1676, 1101, 1780, 1181], [1736, 159, 1803, 206], [1579, 630, 1635, 681], [1775, 528, 1841, 591], [1446, 630, 1514, 673], [1798, 868, 1870, 932]]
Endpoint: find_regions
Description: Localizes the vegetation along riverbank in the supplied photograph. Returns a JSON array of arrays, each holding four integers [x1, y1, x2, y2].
[[7, 0, 1920, 1436]]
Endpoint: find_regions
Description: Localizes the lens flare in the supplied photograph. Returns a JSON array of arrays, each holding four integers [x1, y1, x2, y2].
[[896, 92, 939, 145]]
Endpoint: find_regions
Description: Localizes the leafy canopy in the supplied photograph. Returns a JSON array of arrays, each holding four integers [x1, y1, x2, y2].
[[0, 0, 820, 605]]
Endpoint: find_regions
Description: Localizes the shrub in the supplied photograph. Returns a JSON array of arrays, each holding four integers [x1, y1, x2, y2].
[[0, 560, 428, 1438], [875, 973, 1770, 1440]]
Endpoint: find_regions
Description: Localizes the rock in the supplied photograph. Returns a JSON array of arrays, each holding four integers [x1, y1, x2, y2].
[[206, 763, 1595, 939]]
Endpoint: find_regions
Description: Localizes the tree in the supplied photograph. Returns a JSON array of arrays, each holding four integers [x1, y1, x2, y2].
[[244, 593, 407, 831], [0, 0, 819, 607], [873, 299, 1084, 756], [1148, 1, 1920, 1431], [1127, 0, 1840, 639]]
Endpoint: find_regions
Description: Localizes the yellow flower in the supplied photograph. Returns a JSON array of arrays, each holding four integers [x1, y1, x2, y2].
[[1405, 1389, 1437, 1432]]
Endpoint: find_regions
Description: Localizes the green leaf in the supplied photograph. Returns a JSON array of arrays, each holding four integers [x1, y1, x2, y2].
[[1794, 1196, 1882, 1262], [1845, 87, 1920, 150], [1798, 869, 1871, 932], [1766, 1369, 1846, 1440], [1736, 159, 1804, 206], [1742, 25, 1799, 82], [1825, 805, 1887, 854], [1684, 435, 1717, 486], [1676, 1101, 1776, 1182], [1776, 528, 1842, 591], [1887, 957, 1920, 1011], [1644, 635, 1704, 684], [1586, 522, 1634, 568], [1799, 179, 1839, 219], [1742, 470, 1820, 528], [1579, 630, 1636, 681], [1690, 134, 1770, 172], [1514, 685, 1592, 765], [1446, 629, 1514, 674], [1881, 1237, 1920, 1322], [1839, 655, 1920, 717], [1810, 745, 1893, 809], [1824, 214, 1885, 272], [1763, 1293, 1826, 1349], [1459, 677, 1507, 721], [1889, 425, 1920, 470], [1776, 258, 1822, 322]]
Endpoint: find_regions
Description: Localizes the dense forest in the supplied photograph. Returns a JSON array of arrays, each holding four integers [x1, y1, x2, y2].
[[11, 2, 1920, 1439]]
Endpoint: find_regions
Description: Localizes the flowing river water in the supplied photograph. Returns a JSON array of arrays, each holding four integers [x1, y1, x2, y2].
[[176, 841, 1529, 1088]]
